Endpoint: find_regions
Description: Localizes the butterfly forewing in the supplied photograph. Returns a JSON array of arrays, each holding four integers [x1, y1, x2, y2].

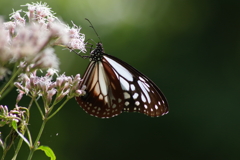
[[76, 43, 168, 118], [103, 54, 168, 117]]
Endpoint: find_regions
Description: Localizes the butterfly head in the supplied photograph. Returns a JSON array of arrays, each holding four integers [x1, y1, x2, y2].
[[90, 43, 105, 62]]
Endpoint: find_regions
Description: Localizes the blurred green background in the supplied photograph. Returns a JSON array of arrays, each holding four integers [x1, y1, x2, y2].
[[1, 0, 240, 159]]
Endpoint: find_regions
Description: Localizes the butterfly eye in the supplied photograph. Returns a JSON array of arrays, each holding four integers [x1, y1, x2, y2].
[[76, 43, 168, 118]]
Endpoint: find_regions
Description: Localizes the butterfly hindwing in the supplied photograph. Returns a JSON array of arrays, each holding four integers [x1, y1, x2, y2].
[[76, 59, 125, 118]]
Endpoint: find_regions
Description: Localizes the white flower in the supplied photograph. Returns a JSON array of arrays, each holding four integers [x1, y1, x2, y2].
[[10, 24, 51, 61], [48, 21, 70, 45], [9, 9, 25, 26], [46, 68, 59, 77], [66, 22, 86, 52], [31, 48, 59, 70], [23, 2, 57, 23]]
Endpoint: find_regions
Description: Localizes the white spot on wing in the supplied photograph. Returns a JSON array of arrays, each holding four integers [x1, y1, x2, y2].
[[130, 84, 135, 91], [145, 82, 150, 88], [138, 80, 151, 103], [124, 92, 131, 99], [94, 83, 100, 95], [89, 62, 98, 91], [142, 82, 150, 92], [120, 77, 129, 91], [141, 94, 146, 102], [98, 63, 108, 96], [144, 105, 148, 109], [135, 101, 140, 106], [133, 93, 139, 99], [104, 96, 108, 103], [139, 77, 146, 82], [99, 94, 103, 100]]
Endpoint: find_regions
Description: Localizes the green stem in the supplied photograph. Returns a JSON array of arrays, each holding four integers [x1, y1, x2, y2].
[[0, 67, 21, 99], [47, 97, 70, 120], [1, 142, 10, 160], [11, 137, 23, 160], [27, 118, 47, 160], [1, 145, 9, 160], [26, 126, 33, 147], [0, 84, 14, 100], [35, 99, 44, 119]]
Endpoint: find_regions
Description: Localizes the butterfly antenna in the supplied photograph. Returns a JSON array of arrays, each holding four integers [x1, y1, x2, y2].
[[85, 18, 102, 43]]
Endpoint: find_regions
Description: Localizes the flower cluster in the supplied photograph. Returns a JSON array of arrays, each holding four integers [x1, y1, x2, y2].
[[0, 2, 86, 79], [0, 105, 26, 127], [14, 68, 85, 107]]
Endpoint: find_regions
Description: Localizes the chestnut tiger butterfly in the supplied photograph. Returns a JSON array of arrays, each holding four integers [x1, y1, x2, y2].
[[75, 19, 169, 118]]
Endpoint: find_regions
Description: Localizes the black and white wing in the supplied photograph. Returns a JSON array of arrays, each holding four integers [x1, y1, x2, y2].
[[76, 43, 168, 118]]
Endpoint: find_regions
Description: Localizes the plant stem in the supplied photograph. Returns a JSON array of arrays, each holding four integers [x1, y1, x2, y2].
[[35, 99, 44, 119], [1, 148, 8, 160], [27, 118, 47, 160], [0, 67, 21, 99], [1, 147, 6, 159], [11, 137, 24, 160], [47, 97, 70, 120]]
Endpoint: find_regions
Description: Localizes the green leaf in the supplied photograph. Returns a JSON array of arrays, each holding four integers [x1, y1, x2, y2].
[[11, 121, 30, 146], [11, 120, 17, 129], [37, 145, 56, 160]]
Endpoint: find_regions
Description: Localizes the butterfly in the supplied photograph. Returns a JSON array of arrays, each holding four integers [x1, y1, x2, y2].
[[75, 42, 169, 118]]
